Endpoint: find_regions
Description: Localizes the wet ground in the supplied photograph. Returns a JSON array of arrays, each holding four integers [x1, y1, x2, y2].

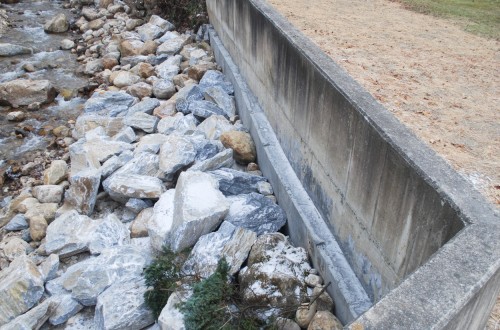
[[0, 0, 88, 196]]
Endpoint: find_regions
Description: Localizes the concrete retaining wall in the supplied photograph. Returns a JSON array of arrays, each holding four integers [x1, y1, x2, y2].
[[207, 0, 500, 328]]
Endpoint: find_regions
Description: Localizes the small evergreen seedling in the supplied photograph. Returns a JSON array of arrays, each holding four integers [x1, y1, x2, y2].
[[143, 247, 186, 318], [181, 258, 233, 330]]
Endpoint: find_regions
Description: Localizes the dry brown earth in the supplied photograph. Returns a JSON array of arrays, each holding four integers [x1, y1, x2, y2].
[[267, 0, 499, 328]]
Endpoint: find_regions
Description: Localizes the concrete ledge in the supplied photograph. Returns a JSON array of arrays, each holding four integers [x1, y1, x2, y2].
[[207, 0, 500, 328], [209, 27, 373, 323]]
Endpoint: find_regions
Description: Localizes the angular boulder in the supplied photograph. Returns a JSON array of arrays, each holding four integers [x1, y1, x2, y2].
[[148, 190, 175, 251], [170, 171, 229, 252], [103, 173, 165, 201], [83, 91, 136, 117], [0, 43, 32, 57], [44, 13, 69, 33], [209, 168, 267, 196], [225, 193, 286, 235], [0, 256, 44, 326], [182, 221, 256, 278], [158, 135, 196, 181], [0, 79, 56, 108], [94, 278, 155, 330], [239, 233, 311, 320], [64, 169, 101, 216]]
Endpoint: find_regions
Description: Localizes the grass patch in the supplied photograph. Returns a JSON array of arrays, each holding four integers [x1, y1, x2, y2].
[[392, 0, 500, 39]]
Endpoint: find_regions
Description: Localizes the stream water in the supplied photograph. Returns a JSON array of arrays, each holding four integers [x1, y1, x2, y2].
[[0, 0, 88, 196]]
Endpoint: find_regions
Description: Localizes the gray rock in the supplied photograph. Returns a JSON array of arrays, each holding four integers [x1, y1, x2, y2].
[[38, 254, 59, 282], [137, 23, 164, 41], [157, 113, 198, 136], [257, 181, 274, 196], [152, 79, 176, 99], [95, 277, 155, 330], [0, 237, 31, 262], [170, 171, 229, 252], [112, 126, 137, 143], [68, 140, 100, 174], [32, 185, 64, 204], [0, 43, 32, 57], [159, 135, 196, 181], [84, 91, 137, 117], [111, 152, 160, 178], [239, 233, 311, 320], [120, 54, 159, 67], [189, 148, 233, 173], [44, 160, 68, 185], [0, 256, 44, 326], [127, 97, 160, 116], [157, 35, 190, 55], [307, 311, 343, 330], [53, 245, 151, 306], [158, 288, 191, 330], [275, 317, 301, 330], [175, 84, 203, 113], [126, 198, 153, 214], [210, 168, 267, 196], [4, 214, 28, 231], [225, 193, 286, 235], [124, 112, 159, 133], [103, 173, 165, 200], [113, 71, 141, 88], [49, 294, 83, 326], [0, 79, 56, 108], [1, 298, 57, 330], [131, 208, 153, 238], [196, 115, 235, 140], [135, 133, 169, 154], [60, 39, 75, 50], [157, 31, 180, 43], [203, 86, 236, 117], [192, 137, 223, 161], [64, 169, 101, 216], [149, 15, 174, 32], [199, 70, 234, 95], [100, 150, 134, 178], [182, 221, 256, 278], [148, 190, 175, 251], [87, 214, 131, 255], [44, 13, 69, 33], [84, 59, 104, 75], [74, 114, 125, 139], [155, 55, 181, 80], [45, 210, 130, 257], [187, 100, 229, 119], [312, 286, 335, 312]]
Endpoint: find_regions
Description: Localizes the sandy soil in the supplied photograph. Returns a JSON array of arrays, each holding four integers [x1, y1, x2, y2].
[[267, 0, 499, 328], [269, 0, 499, 206]]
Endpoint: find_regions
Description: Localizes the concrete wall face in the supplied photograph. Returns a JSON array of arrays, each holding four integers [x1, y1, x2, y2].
[[208, 0, 500, 328], [208, 0, 464, 301]]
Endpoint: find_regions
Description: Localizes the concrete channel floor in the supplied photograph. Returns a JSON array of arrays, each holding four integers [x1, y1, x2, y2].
[[266, 0, 500, 328]]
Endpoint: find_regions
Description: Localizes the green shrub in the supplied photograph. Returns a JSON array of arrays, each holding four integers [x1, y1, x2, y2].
[[181, 258, 234, 329], [156, 0, 208, 31], [143, 247, 190, 318]]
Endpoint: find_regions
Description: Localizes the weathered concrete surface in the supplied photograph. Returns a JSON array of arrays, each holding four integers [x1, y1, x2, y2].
[[207, 0, 500, 328]]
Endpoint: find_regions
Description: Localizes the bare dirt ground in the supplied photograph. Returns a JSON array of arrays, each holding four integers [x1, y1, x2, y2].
[[267, 0, 499, 328]]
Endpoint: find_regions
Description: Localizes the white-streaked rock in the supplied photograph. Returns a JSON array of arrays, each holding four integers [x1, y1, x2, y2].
[[45, 210, 130, 257], [103, 173, 165, 200], [0, 256, 44, 326], [182, 221, 256, 278], [95, 277, 154, 330], [170, 171, 229, 252], [148, 190, 175, 251], [159, 135, 196, 181]]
